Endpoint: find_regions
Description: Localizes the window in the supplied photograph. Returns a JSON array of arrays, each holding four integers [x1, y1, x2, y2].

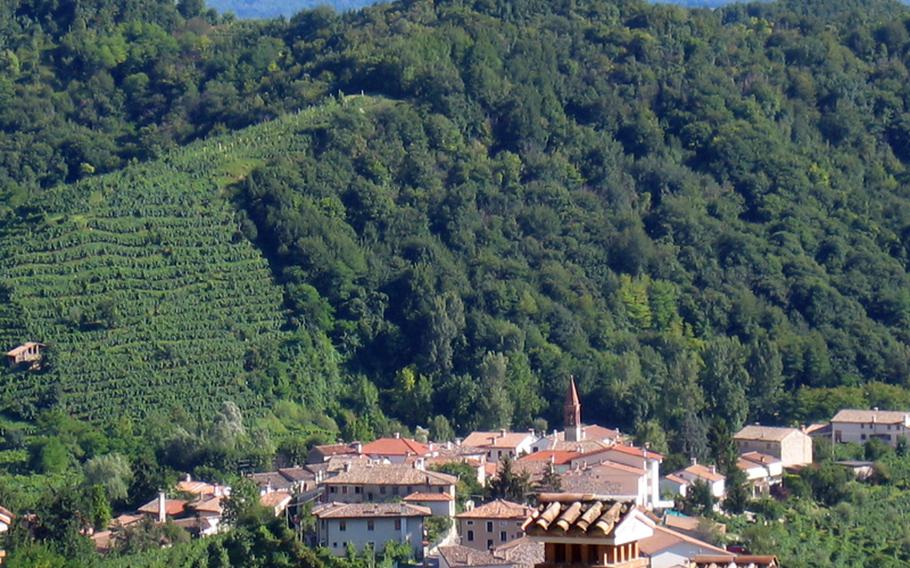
[[333, 543, 338, 548], [330, 487, 337, 494], [339, 522, 346, 532], [466, 521, 474, 526], [342, 486, 348, 494], [393, 487, 399, 495], [380, 486, 386, 494], [439, 487, 445, 493], [486, 521, 493, 532], [367, 520, 374, 531], [500, 531, 507, 542], [861, 434, 867, 440], [395, 519, 402, 530], [467, 530, 474, 542], [406, 486, 412, 494], [487, 540, 493, 550], [355, 486, 362, 494]]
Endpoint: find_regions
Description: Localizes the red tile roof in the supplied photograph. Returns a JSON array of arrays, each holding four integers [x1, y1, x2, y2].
[[361, 437, 430, 456], [463, 431, 535, 449], [604, 444, 664, 461], [518, 451, 579, 465], [679, 464, 725, 483], [137, 497, 187, 517], [260, 492, 293, 511]]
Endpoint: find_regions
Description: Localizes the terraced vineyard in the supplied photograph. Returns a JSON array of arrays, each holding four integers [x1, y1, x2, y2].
[[0, 97, 361, 422]]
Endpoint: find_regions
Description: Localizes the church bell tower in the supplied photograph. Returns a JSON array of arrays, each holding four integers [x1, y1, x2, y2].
[[564, 376, 582, 442]]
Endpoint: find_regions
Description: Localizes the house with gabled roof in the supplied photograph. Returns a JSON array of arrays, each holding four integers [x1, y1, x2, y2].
[[320, 462, 456, 503], [456, 500, 532, 551], [571, 444, 663, 509], [313, 502, 430, 558], [559, 461, 650, 507], [404, 491, 455, 517], [736, 452, 783, 498], [308, 442, 362, 464], [734, 425, 812, 467], [639, 524, 732, 568], [830, 408, 910, 449], [671, 460, 726, 499], [361, 434, 432, 463], [463, 431, 538, 462]]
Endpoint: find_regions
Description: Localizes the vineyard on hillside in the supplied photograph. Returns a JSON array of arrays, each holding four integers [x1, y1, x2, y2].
[[0, 97, 363, 423]]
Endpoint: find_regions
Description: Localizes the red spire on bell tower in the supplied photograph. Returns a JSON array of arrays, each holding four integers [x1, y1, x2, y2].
[[564, 376, 582, 442]]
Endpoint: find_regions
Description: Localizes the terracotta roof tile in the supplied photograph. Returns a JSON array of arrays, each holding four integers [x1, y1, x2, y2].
[[517, 451, 579, 465], [740, 452, 781, 466], [678, 464, 725, 483], [260, 492, 292, 510], [604, 444, 664, 461], [313, 502, 431, 519], [404, 492, 455, 502], [522, 495, 648, 539], [463, 432, 535, 449], [321, 463, 456, 486], [456, 499, 530, 520], [189, 496, 224, 514], [831, 409, 910, 424], [438, 545, 511, 568], [639, 525, 730, 556], [361, 437, 430, 456], [734, 425, 804, 442], [278, 466, 316, 481], [137, 497, 187, 517]]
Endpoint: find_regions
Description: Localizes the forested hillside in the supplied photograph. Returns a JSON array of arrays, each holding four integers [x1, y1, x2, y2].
[[0, 102, 348, 422], [2, 0, 910, 455]]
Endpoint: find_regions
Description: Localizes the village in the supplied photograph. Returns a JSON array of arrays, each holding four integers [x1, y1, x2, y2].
[[3, 372, 903, 568]]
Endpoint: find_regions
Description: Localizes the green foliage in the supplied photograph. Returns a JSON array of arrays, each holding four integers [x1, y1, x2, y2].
[[425, 515, 452, 544]]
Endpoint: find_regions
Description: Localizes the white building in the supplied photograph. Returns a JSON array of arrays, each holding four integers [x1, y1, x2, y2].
[[571, 444, 663, 509], [313, 502, 430, 558], [830, 409, 910, 448], [560, 461, 651, 507], [462, 431, 538, 462], [639, 524, 732, 568], [0, 505, 12, 533], [404, 492, 456, 518], [736, 452, 783, 498], [672, 461, 726, 499]]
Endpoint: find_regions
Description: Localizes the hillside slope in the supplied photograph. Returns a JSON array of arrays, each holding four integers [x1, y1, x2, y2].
[[0, 100, 354, 422]]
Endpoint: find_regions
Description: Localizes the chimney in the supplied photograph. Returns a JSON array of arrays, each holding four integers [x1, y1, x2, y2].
[[185, 473, 191, 482], [455, 437, 462, 446], [429, 442, 435, 452], [500, 429, 506, 437], [446, 441, 453, 450], [344, 462, 352, 473], [710, 465, 717, 475], [691, 457, 697, 466], [158, 491, 167, 524], [394, 432, 401, 439], [354, 441, 363, 454]]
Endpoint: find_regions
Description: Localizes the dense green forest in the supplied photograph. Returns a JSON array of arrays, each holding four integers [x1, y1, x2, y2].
[[3, 0, 910, 450], [3, 0, 910, 563]]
